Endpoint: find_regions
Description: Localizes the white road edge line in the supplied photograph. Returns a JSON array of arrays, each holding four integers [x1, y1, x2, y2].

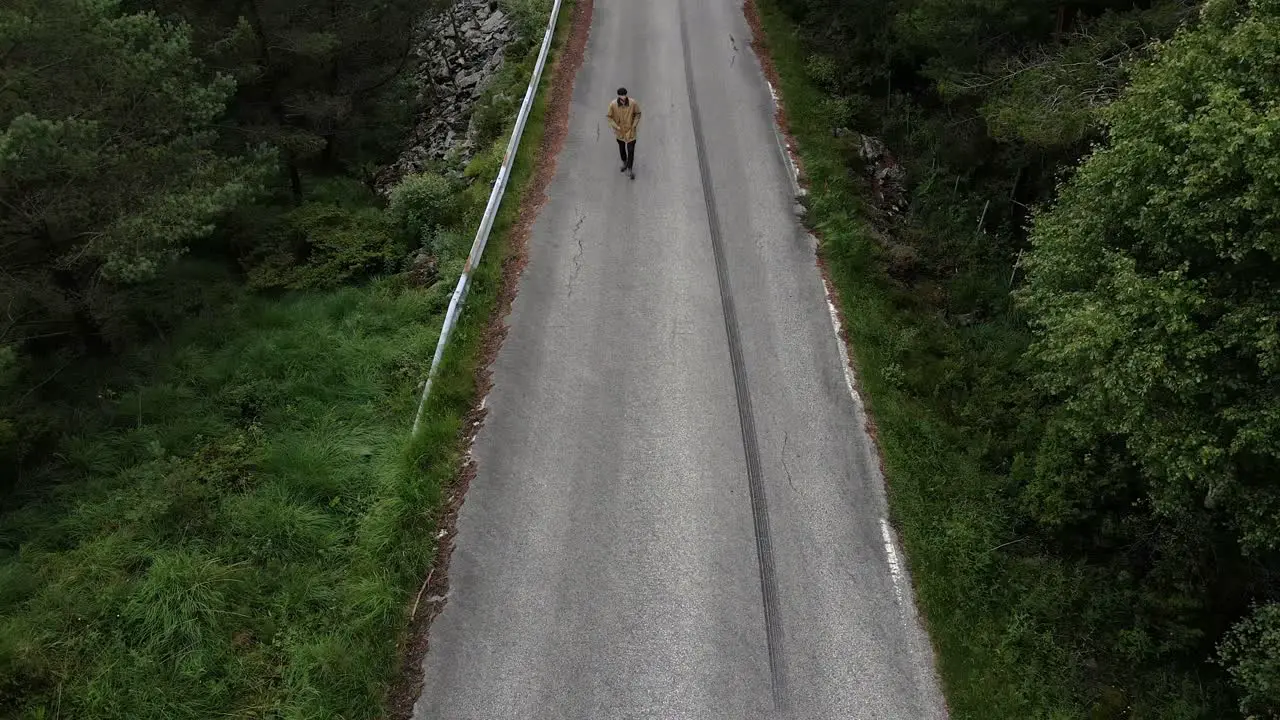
[[880, 518, 910, 620], [824, 286, 861, 406], [765, 81, 803, 198]]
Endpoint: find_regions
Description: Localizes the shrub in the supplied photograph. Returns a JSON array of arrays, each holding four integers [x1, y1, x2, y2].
[[501, 0, 552, 52], [428, 227, 472, 264], [470, 90, 522, 150], [247, 203, 403, 290], [387, 172, 461, 244], [463, 140, 505, 184], [242, 177, 406, 290], [1221, 603, 1280, 719]]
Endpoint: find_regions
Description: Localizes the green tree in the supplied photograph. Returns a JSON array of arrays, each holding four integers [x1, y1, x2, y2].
[[139, 0, 420, 199], [952, 1, 1195, 150], [1021, 0, 1280, 700], [1, 0, 262, 322], [0, 0, 264, 468]]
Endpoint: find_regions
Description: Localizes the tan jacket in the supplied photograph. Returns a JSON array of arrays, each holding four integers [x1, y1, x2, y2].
[[607, 97, 642, 142]]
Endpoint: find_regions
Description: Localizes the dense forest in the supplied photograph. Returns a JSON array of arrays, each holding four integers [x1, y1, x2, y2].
[[758, 0, 1279, 715], [1, 0, 558, 716]]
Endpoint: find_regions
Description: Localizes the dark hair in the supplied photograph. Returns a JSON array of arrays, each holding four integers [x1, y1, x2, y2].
[[617, 87, 627, 96]]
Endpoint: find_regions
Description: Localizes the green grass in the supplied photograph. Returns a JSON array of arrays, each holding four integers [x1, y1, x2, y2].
[[753, 2, 1225, 718], [0, 1, 572, 717], [1, 284, 446, 718]]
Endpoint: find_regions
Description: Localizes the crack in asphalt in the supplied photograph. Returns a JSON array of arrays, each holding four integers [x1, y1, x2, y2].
[[730, 34, 738, 67], [782, 432, 796, 492], [567, 207, 586, 297]]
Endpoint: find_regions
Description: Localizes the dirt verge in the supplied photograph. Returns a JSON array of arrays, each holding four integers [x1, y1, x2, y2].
[[385, 0, 594, 717]]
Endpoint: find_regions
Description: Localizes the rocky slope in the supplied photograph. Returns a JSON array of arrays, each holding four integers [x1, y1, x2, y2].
[[380, 0, 519, 191]]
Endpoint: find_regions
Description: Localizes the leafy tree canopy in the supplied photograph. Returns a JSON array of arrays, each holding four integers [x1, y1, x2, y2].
[[1021, 0, 1280, 710]]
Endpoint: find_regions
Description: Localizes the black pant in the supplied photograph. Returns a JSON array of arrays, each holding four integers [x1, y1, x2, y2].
[[617, 139, 636, 169]]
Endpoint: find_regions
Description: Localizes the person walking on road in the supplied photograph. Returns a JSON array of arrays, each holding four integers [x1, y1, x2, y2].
[[607, 87, 641, 179]]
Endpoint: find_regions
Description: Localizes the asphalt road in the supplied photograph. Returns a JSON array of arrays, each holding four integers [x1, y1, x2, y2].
[[412, 0, 948, 717]]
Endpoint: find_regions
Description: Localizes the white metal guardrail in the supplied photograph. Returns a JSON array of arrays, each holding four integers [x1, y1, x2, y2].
[[412, 0, 565, 434]]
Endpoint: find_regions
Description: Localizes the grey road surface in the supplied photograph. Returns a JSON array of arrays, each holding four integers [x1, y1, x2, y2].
[[412, 0, 948, 717]]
